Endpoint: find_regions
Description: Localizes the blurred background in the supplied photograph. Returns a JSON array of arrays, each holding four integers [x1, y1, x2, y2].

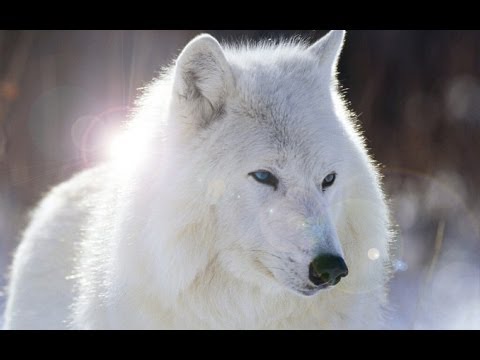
[[0, 30, 478, 329]]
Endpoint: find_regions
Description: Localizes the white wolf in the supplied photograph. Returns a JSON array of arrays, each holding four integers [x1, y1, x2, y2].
[[3, 30, 392, 329]]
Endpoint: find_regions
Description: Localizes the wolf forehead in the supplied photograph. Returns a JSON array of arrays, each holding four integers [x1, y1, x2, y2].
[[225, 44, 331, 118], [217, 46, 346, 164]]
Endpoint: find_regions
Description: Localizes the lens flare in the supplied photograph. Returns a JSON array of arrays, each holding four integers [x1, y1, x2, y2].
[[106, 131, 127, 160], [104, 122, 152, 175], [368, 248, 380, 261]]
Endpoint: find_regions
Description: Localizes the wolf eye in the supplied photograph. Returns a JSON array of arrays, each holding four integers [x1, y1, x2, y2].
[[322, 172, 336, 190], [249, 170, 278, 190]]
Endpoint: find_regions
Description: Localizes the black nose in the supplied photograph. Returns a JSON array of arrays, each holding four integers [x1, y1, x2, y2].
[[309, 254, 348, 286]]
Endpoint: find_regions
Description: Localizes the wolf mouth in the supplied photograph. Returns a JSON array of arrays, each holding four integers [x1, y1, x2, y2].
[[259, 262, 336, 297], [295, 284, 332, 296]]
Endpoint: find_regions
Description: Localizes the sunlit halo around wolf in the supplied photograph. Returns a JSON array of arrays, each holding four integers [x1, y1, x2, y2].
[[106, 129, 130, 161], [104, 124, 151, 175]]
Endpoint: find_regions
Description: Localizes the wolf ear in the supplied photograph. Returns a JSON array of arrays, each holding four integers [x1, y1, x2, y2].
[[308, 30, 346, 78], [172, 34, 234, 127]]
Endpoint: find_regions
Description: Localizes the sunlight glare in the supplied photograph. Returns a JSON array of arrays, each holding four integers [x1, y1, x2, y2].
[[368, 248, 380, 261], [104, 123, 151, 175]]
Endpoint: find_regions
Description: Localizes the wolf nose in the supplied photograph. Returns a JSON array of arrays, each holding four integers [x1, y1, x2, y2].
[[309, 254, 348, 286]]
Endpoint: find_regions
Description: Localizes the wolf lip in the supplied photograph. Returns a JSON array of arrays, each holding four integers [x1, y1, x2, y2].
[[296, 284, 331, 296]]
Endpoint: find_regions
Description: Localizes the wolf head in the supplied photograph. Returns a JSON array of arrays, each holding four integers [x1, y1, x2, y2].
[[135, 31, 390, 301]]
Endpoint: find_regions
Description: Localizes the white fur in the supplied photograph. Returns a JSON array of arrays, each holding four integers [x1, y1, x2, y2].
[[3, 31, 393, 329]]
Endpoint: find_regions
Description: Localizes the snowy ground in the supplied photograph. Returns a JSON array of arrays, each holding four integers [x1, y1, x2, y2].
[[385, 169, 480, 329], [0, 252, 5, 329], [0, 295, 4, 329], [0, 169, 478, 329]]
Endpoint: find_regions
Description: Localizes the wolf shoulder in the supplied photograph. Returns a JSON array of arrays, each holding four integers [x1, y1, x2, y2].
[[3, 165, 112, 329]]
